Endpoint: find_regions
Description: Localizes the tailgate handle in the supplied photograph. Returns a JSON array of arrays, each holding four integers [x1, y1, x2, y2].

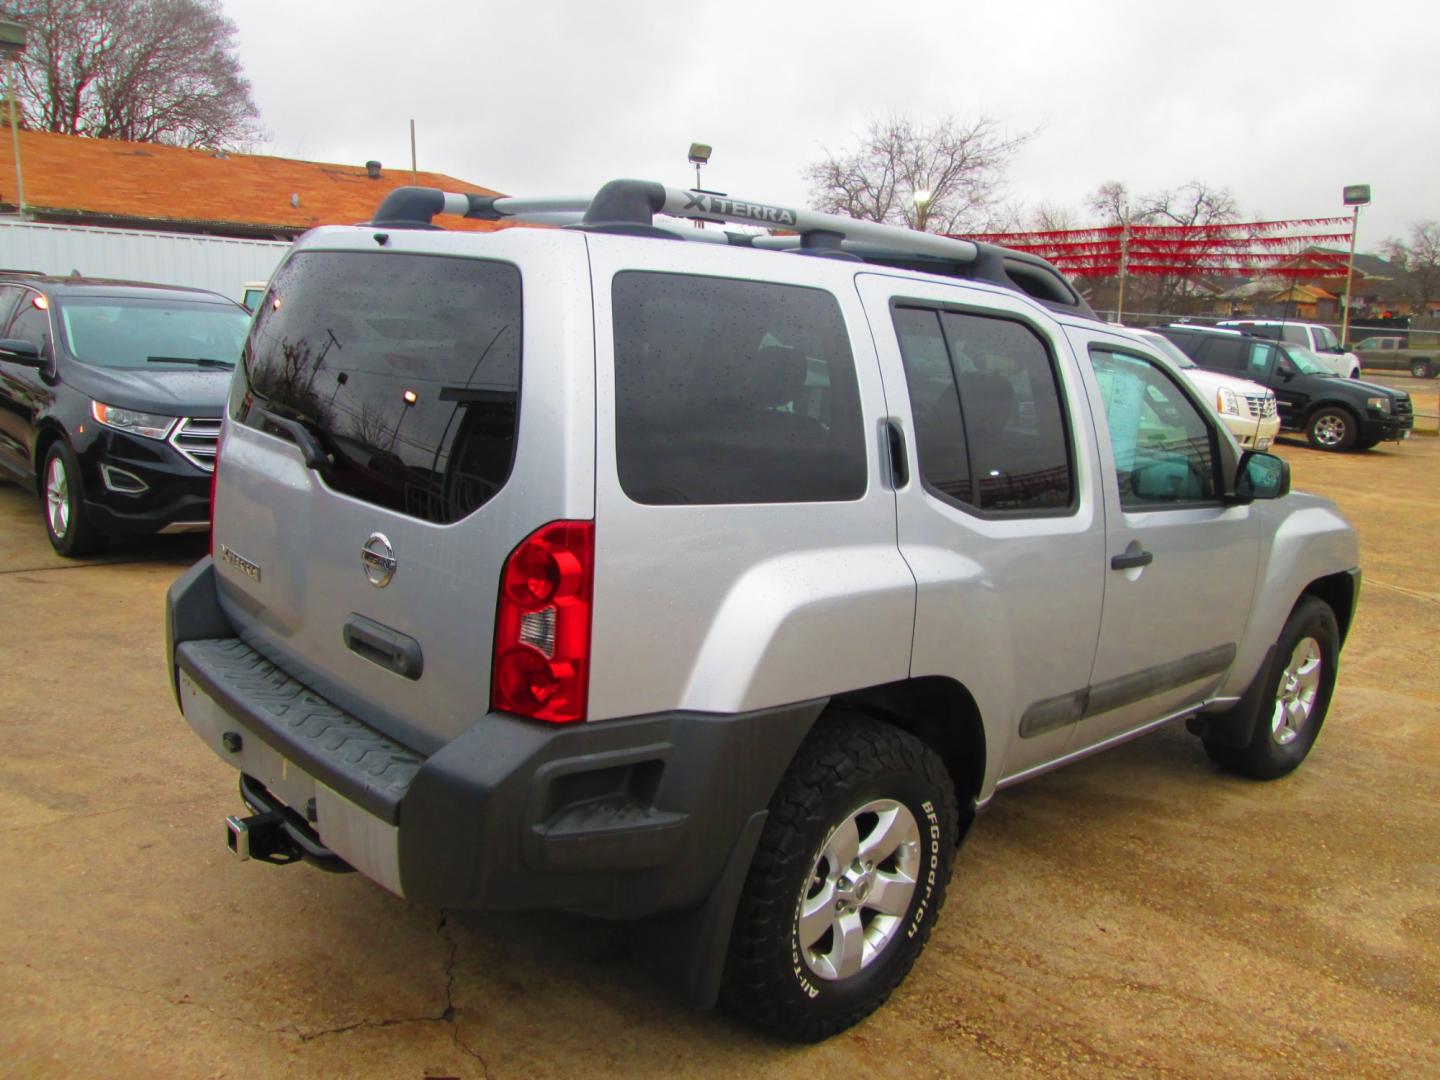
[[343, 614, 424, 680]]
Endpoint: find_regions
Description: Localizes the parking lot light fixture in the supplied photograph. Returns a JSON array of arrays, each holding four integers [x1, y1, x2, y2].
[[688, 142, 712, 191], [913, 189, 933, 232], [1340, 184, 1371, 347]]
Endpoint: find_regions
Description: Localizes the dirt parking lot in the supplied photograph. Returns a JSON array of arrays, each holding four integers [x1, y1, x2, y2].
[[2, 424, 1437, 1078]]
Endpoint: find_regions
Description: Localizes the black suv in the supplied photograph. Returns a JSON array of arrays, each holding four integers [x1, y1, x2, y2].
[[1155, 325, 1413, 452], [0, 276, 251, 555]]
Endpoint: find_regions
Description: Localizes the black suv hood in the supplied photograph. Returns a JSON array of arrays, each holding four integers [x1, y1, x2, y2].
[[61, 362, 233, 417], [1347, 377, 1408, 399]]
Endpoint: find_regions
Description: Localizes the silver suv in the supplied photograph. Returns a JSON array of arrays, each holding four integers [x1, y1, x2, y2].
[[166, 180, 1361, 1042]]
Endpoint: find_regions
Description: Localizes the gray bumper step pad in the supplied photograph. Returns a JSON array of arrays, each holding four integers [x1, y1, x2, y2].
[[176, 638, 423, 823]]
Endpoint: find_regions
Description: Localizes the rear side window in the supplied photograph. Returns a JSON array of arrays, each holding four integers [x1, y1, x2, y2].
[[1193, 337, 1245, 372], [895, 305, 1072, 514], [612, 272, 866, 505], [233, 251, 521, 524]]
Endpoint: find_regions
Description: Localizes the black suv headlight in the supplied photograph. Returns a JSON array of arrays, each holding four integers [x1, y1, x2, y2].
[[91, 400, 178, 440], [1364, 396, 1392, 415]]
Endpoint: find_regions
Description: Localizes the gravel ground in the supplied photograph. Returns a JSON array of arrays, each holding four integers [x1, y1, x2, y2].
[[1, 428, 1436, 1078]]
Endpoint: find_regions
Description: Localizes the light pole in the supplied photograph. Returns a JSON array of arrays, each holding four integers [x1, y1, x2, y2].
[[1339, 184, 1370, 347], [1, 18, 26, 216]]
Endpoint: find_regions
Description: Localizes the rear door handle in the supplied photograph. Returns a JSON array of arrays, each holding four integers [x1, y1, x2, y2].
[[1110, 550, 1154, 571]]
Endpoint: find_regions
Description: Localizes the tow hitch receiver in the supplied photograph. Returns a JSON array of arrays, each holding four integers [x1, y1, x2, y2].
[[225, 810, 302, 865]]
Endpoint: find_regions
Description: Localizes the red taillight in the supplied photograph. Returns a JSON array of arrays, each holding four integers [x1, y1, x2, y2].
[[492, 521, 595, 724]]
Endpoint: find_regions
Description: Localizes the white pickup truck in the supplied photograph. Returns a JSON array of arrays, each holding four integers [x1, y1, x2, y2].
[[1218, 320, 1362, 379]]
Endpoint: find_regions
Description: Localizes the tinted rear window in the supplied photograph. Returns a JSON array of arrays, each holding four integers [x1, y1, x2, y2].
[[233, 251, 521, 524], [612, 272, 866, 505]]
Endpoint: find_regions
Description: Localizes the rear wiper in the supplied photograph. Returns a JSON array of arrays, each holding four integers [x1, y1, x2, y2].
[[258, 408, 329, 469], [147, 355, 234, 369]]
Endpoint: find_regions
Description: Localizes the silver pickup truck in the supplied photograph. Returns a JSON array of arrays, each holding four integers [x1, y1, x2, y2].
[[166, 180, 1361, 1042], [1354, 334, 1440, 379]]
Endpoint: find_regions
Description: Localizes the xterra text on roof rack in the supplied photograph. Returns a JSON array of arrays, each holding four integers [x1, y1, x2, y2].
[[167, 180, 1360, 1041]]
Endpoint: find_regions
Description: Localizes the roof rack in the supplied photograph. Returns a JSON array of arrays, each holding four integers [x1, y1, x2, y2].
[[368, 179, 1096, 319]]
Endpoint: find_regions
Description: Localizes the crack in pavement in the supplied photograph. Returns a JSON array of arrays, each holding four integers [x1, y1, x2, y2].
[[0, 794, 221, 837], [0, 558, 188, 576], [1366, 578, 1440, 606], [437, 908, 494, 1078], [9, 915, 496, 1078]]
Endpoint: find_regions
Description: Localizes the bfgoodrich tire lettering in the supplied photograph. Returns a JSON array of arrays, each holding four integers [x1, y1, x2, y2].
[[1203, 596, 1338, 780], [721, 714, 958, 1042]]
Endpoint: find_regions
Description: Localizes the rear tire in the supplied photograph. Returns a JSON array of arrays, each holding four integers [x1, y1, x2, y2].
[[1305, 407, 1358, 452], [1203, 596, 1338, 780], [41, 441, 107, 557], [1410, 358, 1433, 379], [722, 715, 958, 1042]]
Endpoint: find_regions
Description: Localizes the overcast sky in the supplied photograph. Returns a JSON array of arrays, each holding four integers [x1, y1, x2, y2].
[[222, 0, 1437, 250]]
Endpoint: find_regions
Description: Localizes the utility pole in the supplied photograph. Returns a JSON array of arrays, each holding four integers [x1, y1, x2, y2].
[[2, 19, 27, 216], [409, 119, 418, 184], [1115, 211, 1131, 323], [1340, 184, 1371, 346]]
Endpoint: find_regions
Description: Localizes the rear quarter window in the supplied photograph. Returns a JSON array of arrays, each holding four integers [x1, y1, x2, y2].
[[612, 271, 866, 505], [232, 251, 522, 524]]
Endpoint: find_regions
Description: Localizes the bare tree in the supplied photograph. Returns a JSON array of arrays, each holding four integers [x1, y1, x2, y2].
[[1084, 179, 1241, 315], [2, 0, 261, 148], [1382, 222, 1440, 317], [804, 114, 1033, 234]]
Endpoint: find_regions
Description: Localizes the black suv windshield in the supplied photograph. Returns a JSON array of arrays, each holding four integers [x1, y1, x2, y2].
[[1282, 345, 1334, 375], [57, 296, 249, 369]]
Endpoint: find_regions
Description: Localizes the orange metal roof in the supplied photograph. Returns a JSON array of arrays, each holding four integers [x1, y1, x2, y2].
[[0, 128, 504, 234]]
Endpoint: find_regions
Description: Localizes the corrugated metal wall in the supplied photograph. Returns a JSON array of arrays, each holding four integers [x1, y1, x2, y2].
[[0, 220, 290, 301]]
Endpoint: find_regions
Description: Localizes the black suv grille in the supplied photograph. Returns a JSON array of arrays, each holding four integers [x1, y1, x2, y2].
[[169, 417, 221, 472]]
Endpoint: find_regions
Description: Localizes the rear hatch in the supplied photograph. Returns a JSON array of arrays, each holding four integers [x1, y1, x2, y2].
[[211, 229, 594, 753]]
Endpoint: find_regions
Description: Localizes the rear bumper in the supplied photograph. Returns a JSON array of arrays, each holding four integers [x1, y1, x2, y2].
[[167, 557, 821, 918]]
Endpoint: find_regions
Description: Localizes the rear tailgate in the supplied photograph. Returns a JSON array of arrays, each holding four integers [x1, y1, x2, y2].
[[211, 227, 594, 754]]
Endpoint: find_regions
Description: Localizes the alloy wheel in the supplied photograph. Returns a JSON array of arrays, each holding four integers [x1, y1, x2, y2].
[[45, 455, 70, 539], [1312, 415, 1347, 447], [1271, 636, 1322, 745], [797, 799, 921, 981]]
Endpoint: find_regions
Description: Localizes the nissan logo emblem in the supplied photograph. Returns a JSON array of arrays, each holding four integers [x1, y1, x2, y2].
[[361, 532, 397, 588]]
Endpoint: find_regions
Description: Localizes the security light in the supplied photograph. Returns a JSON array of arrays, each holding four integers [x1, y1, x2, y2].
[[688, 143, 712, 165]]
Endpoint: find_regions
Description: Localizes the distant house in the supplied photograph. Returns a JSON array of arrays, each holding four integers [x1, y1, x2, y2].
[[1265, 283, 1337, 321], [0, 128, 501, 240]]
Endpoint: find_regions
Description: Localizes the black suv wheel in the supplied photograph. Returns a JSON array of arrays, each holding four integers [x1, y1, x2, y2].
[[1305, 407, 1357, 452], [41, 441, 107, 557]]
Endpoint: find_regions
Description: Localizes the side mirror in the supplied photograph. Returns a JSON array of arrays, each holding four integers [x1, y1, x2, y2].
[[0, 338, 44, 368], [1234, 451, 1289, 501], [1275, 359, 1296, 379]]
